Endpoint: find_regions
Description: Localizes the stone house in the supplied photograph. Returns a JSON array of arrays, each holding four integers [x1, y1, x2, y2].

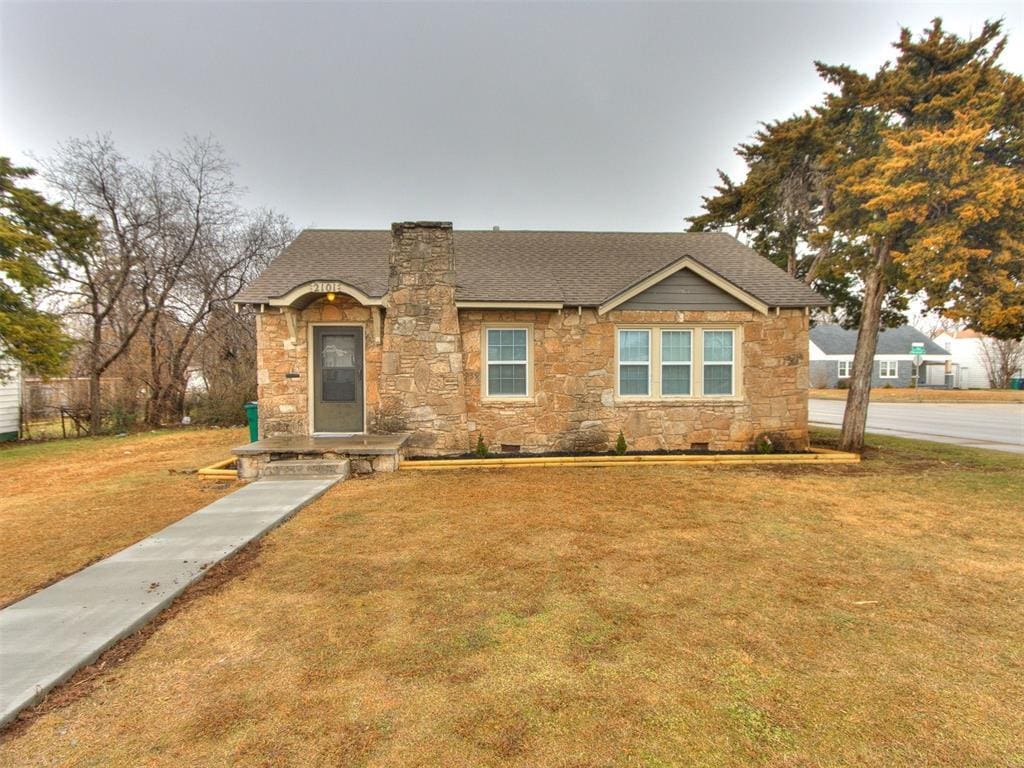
[[235, 221, 829, 456]]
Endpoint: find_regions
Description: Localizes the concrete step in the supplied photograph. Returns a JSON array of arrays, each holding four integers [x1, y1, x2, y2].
[[261, 458, 351, 479]]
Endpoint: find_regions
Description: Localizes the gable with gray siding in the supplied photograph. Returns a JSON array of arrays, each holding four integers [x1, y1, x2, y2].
[[619, 268, 748, 311]]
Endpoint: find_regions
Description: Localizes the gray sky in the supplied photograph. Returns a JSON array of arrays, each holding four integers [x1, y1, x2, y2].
[[2, 1, 1021, 232]]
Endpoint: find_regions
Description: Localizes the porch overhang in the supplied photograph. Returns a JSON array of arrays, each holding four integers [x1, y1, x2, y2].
[[267, 280, 385, 310]]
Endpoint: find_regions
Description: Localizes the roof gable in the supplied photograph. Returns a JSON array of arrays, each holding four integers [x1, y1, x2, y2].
[[601, 258, 766, 314]]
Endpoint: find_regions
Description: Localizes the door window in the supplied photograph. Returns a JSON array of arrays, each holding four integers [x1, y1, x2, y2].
[[321, 334, 357, 402]]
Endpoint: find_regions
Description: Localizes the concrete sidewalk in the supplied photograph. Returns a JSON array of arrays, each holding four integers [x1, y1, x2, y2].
[[0, 475, 341, 728]]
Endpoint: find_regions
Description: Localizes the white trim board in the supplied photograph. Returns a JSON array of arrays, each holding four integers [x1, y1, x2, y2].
[[270, 281, 384, 308]]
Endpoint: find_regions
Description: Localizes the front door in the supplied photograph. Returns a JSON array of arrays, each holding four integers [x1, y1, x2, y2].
[[312, 326, 364, 433]]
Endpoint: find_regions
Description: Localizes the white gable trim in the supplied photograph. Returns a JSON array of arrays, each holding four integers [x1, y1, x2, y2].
[[268, 280, 384, 308], [597, 257, 769, 316]]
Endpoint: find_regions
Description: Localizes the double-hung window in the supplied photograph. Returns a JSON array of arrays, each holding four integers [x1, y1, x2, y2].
[[618, 330, 650, 396], [616, 327, 738, 398], [837, 360, 851, 378], [660, 330, 692, 396], [879, 360, 898, 379], [485, 327, 529, 397], [702, 330, 735, 396]]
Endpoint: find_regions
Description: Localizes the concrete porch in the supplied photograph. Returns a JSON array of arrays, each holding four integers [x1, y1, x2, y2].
[[232, 433, 411, 479]]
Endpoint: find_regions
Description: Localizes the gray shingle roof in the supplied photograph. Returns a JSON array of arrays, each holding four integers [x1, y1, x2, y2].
[[236, 229, 830, 308], [810, 324, 950, 356]]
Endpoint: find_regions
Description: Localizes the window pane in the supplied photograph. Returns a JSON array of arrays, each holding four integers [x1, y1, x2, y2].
[[619, 364, 649, 395], [703, 330, 734, 363], [618, 330, 649, 362], [487, 328, 527, 362], [662, 364, 691, 395], [704, 364, 733, 395], [488, 363, 527, 395], [662, 330, 692, 363]]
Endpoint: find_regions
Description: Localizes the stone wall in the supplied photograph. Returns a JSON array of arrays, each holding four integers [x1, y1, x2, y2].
[[460, 307, 809, 453], [254, 296, 381, 437], [255, 302, 810, 452]]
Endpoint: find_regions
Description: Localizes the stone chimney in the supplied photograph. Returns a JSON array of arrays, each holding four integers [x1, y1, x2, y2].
[[380, 222, 468, 453]]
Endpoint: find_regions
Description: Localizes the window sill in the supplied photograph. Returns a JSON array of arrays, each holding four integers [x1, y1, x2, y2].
[[613, 396, 745, 406], [481, 395, 537, 404]]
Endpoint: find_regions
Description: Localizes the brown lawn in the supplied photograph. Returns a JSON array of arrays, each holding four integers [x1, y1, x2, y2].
[[0, 427, 246, 606], [811, 386, 1024, 403], [1, 432, 1022, 766]]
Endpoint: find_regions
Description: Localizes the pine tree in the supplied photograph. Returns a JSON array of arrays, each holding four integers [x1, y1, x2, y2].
[[0, 158, 96, 376], [689, 19, 1024, 450]]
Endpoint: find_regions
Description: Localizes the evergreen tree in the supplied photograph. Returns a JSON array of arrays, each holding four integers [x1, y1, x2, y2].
[[0, 158, 96, 376], [689, 19, 1024, 450]]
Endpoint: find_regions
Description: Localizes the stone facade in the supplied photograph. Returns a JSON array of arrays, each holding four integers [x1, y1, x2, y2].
[[253, 223, 811, 455], [254, 296, 382, 437], [256, 303, 809, 454], [461, 307, 809, 453]]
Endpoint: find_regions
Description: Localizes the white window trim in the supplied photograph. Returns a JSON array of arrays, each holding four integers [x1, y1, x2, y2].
[[837, 360, 851, 378], [617, 329, 652, 398], [701, 329, 736, 398], [879, 360, 899, 379], [481, 324, 534, 400], [615, 325, 742, 401], [659, 329, 693, 398]]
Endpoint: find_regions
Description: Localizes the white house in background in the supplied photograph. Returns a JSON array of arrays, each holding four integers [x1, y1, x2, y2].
[[0, 357, 21, 442], [932, 329, 1024, 389], [809, 324, 951, 388]]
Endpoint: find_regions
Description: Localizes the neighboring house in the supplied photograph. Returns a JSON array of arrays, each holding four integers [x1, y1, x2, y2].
[[0, 358, 21, 442], [235, 222, 829, 455], [809, 325, 950, 388], [932, 329, 1024, 389]]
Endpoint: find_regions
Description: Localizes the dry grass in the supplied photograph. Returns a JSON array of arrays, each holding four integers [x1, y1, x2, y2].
[[0, 427, 246, 606], [2, 431, 1022, 766], [811, 387, 1024, 403]]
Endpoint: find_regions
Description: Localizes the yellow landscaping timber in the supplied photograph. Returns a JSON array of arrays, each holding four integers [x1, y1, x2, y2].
[[198, 457, 239, 478], [401, 448, 859, 471]]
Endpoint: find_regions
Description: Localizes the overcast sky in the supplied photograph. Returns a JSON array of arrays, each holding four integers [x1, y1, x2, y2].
[[2, 1, 1021, 232]]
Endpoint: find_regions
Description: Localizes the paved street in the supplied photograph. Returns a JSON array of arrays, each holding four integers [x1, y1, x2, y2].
[[809, 399, 1024, 454]]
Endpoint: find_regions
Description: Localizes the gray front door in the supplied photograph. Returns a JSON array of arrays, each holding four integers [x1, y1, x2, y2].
[[312, 326, 364, 433]]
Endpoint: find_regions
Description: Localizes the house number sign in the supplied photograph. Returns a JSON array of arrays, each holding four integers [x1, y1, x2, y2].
[[310, 282, 347, 294]]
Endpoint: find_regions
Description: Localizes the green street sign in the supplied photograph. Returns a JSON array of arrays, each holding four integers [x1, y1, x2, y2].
[[910, 342, 925, 355]]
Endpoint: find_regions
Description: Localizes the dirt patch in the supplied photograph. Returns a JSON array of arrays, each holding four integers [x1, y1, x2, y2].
[[0, 539, 265, 743]]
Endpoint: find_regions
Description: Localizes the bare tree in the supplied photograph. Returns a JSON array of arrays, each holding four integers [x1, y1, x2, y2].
[[39, 137, 156, 434], [978, 336, 1024, 389], [145, 207, 293, 425], [39, 135, 293, 432]]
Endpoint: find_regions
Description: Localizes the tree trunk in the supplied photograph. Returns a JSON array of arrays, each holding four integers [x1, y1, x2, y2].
[[88, 320, 103, 435], [839, 242, 891, 452], [88, 370, 102, 436]]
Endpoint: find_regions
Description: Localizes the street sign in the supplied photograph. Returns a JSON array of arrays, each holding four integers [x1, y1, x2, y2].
[[910, 342, 925, 389]]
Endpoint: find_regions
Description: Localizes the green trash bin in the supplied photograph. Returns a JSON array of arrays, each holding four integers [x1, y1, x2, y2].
[[244, 401, 259, 442]]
